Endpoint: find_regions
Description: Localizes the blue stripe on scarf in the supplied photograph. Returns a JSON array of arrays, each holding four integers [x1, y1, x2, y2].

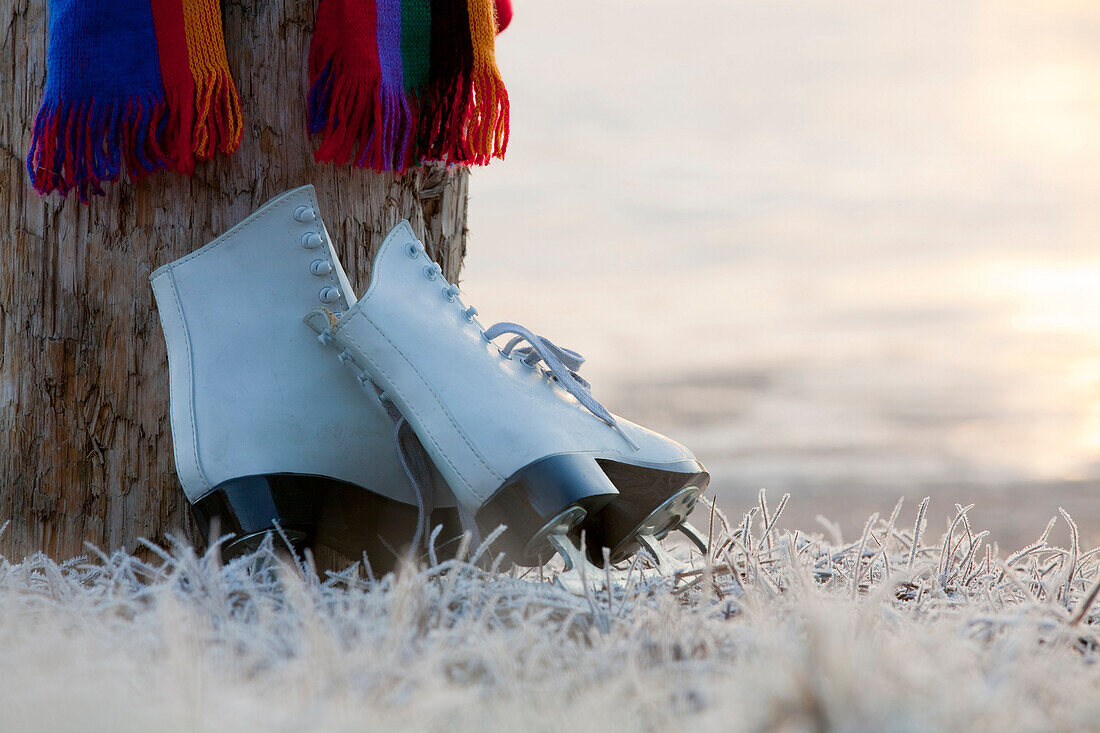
[[43, 0, 166, 104], [29, 0, 169, 200]]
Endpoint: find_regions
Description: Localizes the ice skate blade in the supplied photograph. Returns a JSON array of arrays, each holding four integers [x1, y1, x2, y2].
[[547, 532, 613, 595], [548, 532, 649, 595], [635, 533, 695, 576], [634, 525, 711, 577], [524, 507, 588, 559], [476, 453, 618, 566], [579, 460, 709, 565], [677, 522, 710, 556], [226, 528, 308, 558], [607, 486, 702, 565]]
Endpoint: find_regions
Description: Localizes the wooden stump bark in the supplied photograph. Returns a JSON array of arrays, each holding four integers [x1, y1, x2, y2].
[[0, 0, 470, 559]]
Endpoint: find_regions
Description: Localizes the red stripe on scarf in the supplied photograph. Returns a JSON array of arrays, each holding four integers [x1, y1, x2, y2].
[[309, 0, 384, 166], [150, 0, 197, 173]]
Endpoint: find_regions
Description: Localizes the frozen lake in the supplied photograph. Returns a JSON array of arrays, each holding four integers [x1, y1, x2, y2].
[[463, 0, 1100, 545]]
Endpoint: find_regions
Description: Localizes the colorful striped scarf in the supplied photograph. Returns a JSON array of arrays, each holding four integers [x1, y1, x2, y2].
[[26, 0, 242, 202], [27, 0, 509, 202], [307, 0, 508, 172]]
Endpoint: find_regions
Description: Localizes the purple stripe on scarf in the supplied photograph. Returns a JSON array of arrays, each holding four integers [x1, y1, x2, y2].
[[372, 0, 412, 170]]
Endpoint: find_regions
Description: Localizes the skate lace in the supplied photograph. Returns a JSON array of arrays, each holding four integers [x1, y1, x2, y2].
[[377, 396, 437, 551], [482, 322, 640, 451], [387, 400, 482, 550], [420, 253, 639, 451]]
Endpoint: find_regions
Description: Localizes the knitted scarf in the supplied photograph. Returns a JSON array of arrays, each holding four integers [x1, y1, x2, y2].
[[27, 0, 509, 201], [307, 0, 508, 171], [26, 0, 242, 202]]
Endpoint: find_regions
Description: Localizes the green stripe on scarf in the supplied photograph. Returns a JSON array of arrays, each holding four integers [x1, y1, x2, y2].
[[401, 0, 431, 93]]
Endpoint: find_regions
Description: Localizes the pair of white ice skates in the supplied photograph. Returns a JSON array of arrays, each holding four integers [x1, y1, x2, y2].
[[151, 186, 709, 575]]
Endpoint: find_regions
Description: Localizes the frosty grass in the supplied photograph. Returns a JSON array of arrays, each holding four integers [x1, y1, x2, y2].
[[1, 493, 1098, 732]]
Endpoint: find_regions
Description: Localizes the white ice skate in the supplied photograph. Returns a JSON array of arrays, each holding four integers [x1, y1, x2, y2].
[[305, 221, 709, 567], [151, 187, 459, 564]]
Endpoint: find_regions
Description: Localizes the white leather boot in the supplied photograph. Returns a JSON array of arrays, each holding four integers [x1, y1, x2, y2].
[[305, 221, 709, 566], [151, 187, 460, 564]]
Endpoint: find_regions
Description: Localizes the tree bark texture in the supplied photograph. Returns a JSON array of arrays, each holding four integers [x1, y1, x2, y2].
[[0, 0, 470, 559]]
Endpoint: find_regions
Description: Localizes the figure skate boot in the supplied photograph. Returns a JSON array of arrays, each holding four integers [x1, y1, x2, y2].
[[306, 222, 708, 567], [151, 187, 460, 564]]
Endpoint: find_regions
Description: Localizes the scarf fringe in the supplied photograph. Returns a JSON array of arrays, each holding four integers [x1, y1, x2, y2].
[[26, 72, 241, 199], [369, 80, 416, 172], [418, 73, 472, 164], [26, 0, 242, 201], [310, 61, 417, 172], [461, 0, 508, 165], [191, 67, 243, 160], [416, 65, 507, 166], [26, 94, 171, 203], [463, 66, 508, 164], [157, 67, 241, 175], [181, 0, 243, 160], [160, 86, 196, 174], [309, 59, 379, 166]]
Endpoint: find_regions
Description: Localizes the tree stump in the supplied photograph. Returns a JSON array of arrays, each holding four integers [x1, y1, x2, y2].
[[0, 0, 469, 559]]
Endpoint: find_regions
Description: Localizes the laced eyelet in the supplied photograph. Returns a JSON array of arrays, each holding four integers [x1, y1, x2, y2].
[[405, 242, 420, 259], [423, 264, 438, 281]]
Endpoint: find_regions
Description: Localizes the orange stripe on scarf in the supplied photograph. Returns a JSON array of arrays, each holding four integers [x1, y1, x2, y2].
[[465, 0, 508, 164], [181, 0, 242, 159]]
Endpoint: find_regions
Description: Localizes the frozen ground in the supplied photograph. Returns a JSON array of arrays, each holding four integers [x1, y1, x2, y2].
[[2, 495, 1100, 732]]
